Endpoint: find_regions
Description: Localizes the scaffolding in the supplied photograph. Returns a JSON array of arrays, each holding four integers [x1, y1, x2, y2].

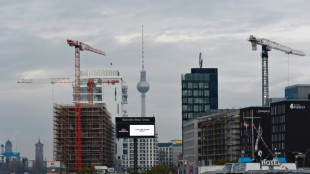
[[198, 112, 240, 165], [53, 103, 115, 173]]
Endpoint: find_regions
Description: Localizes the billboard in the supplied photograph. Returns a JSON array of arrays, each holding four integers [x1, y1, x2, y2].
[[115, 117, 155, 138]]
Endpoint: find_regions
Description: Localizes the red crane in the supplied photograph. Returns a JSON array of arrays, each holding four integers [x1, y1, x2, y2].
[[67, 40, 105, 171]]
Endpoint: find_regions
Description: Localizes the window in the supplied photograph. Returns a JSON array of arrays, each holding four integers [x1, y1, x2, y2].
[[194, 90, 199, 96], [199, 82, 204, 88], [188, 98, 193, 103], [188, 83, 192, 88], [193, 83, 198, 88], [182, 90, 188, 96], [204, 90, 209, 96]]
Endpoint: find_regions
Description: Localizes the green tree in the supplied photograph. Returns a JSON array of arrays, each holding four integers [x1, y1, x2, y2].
[[77, 167, 92, 174], [150, 165, 170, 174]]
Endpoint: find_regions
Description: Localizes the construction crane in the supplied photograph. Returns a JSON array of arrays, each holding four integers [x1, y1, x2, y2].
[[17, 78, 72, 102], [67, 39, 105, 171], [17, 78, 72, 84], [248, 35, 305, 106]]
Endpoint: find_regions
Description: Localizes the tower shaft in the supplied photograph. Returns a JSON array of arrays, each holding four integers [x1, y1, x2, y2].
[[141, 93, 146, 117]]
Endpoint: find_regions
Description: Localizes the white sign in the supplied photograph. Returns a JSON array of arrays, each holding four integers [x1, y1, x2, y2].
[[261, 159, 280, 166], [46, 161, 60, 168], [130, 125, 154, 136], [290, 103, 306, 109]]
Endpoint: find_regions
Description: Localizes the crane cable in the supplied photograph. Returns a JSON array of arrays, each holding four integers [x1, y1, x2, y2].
[[252, 124, 289, 170]]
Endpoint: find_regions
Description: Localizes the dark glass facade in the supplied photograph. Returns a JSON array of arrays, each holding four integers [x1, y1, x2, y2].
[[240, 107, 271, 161], [181, 68, 218, 124], [270, 100, 310, 166]]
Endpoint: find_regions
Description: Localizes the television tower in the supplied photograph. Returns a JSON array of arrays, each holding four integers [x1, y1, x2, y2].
[[137, 25, 150, 117]]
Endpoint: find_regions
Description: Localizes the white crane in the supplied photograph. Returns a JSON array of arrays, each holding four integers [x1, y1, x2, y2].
[[248, 35, 305, 106]]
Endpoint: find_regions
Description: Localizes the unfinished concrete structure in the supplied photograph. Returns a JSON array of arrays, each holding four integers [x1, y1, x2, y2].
[[53, 103, 115, 173], [183, 110, 240, 166]]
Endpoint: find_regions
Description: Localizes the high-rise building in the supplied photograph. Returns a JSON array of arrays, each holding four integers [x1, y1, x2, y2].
[[73, 69, 128, 167], [34, 139, 44, 174], [270, 100, 310, 166], [181, 54, 218, 125], [53, 103, 115, 173], [285, 84, 310, 100], [75, 69, 128, 117], [122, 25, 158, 172]]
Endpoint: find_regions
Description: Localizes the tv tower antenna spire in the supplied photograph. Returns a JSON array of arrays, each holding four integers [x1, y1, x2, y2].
[[142, 24, 144, 70]]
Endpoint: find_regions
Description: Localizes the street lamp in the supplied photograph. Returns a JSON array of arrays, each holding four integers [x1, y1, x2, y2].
[[303, 148, 310, 169]]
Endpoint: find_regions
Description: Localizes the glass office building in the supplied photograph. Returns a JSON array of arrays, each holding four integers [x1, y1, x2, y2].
[[181, 68, 218, 124], [285, 84, 310, 100]]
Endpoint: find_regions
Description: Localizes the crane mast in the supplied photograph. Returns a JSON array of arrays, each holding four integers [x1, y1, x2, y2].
[[67, 39, 105, 171], [248, 35, 305, 106]]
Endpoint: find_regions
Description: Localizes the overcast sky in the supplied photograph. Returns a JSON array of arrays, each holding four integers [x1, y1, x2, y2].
[[1, 0, 310, 161]]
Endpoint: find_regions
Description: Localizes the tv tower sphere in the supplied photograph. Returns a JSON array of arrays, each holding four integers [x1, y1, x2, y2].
[[137, 70, 150, 93]]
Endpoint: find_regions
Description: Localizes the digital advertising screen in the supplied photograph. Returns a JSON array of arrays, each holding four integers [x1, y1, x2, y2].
[[115, 117, 155, 138]]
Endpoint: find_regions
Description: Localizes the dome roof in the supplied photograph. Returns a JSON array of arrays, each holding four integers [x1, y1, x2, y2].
[[5, 140, 12, 146]]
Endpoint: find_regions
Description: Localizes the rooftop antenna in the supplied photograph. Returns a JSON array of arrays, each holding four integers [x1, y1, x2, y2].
[[199, 52, 203, 68]]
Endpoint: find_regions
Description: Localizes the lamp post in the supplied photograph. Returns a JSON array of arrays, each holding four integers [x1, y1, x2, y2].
[[303, 148, 310, 169]]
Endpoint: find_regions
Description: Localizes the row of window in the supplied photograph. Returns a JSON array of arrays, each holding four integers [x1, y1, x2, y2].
[[271, 133, 285, 142], [182, 90, 210, 97], [73, 87, 102, 93], [271, 142, 285, 151], [182, 113, 207, 120], [182, 105, 210, 112], [74, 95, 102, 101], [123, 144, 158, 147], [271, 124, 285, 133], [182, 97, 209, 104], [182, 82, 209, 89], [271, 115, 286, 124], [271, 104, 285, 115]]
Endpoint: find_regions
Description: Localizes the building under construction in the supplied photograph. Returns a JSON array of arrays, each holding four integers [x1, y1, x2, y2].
[[53, 103, 115, 173], [183, 110, 240, 165]]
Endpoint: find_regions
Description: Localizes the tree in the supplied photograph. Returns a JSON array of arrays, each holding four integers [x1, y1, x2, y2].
[[150, 165, 170, 174], [77, 167, 91, 174]]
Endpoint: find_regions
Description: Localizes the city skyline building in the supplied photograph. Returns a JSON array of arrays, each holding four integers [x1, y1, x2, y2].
[[285, 84, 310, 100], [182, 110, 240, 165], [158, 140, 182, 166], [181, 53, 218, 125], [240, 106, 271, 161], [270, 100, 310, 166], [53, 103, 115, 173], [73, 69, 128, 166], [75, 69, 128, 117], [34, 139, 44, 174], [4, 140, 12, 153]]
